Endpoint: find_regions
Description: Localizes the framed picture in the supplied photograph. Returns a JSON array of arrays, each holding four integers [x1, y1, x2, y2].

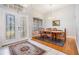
[[6, 14, 15, 39], [53, 20, 60, 26]]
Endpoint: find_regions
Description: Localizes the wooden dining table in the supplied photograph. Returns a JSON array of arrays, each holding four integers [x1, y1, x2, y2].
[[42, 30, 65, 41]]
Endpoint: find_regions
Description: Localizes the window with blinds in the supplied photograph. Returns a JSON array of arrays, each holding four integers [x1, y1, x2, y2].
[[33, 18, 43, 31]]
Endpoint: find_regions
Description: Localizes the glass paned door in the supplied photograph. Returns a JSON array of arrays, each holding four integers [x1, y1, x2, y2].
[[6, 14, 15, 39]]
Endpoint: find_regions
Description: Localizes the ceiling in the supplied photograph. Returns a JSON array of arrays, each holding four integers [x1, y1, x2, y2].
[[22, 4, 69, 15], [32, 4, 69, 14]]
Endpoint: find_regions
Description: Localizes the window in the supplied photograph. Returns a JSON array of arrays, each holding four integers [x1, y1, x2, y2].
[[33, 18, 42, 31]]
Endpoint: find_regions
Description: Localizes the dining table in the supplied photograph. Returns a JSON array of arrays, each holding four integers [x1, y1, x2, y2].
[[42, 30, 65, 41]]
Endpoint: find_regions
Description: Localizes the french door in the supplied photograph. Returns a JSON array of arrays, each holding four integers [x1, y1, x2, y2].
[[6, 14, 15, 39]]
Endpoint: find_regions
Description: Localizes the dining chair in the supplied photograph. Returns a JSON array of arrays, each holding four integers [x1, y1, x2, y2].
[[56, 28, 66, 42], [52, 28, 57, 31]]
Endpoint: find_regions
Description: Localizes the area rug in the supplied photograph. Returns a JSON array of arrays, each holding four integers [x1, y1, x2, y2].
[[9, 40, 45, 55], [34, 37, 64, 46]]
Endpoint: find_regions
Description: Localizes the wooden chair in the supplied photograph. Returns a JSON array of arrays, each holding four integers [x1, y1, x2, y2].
[[32, 31, 40, 37], [46, 32, 53, 40], [56, 28, 66, 42], [38, 28, 47, 39], [44, 28, 52, 39], [52, 28, 57, 31], [32, 30, 45, 40], [46, 28, 52, 31]]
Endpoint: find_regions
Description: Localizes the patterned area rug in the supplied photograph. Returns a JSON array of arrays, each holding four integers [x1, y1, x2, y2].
[[34, 37, 65, 46], [9, 40, 45, 55]]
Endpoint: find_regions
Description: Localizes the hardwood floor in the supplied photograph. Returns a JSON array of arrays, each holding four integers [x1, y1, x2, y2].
[[32, 37, 78, 55]]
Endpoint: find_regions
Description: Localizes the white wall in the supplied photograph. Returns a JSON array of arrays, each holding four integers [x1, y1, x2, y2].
[[0, 6, 30, 46], [29, 8, 46, 38], [75, 4, 79, 53], [0, 8, 4, 46], [0, 5, 39, 46], [43, 5, 76, 37]]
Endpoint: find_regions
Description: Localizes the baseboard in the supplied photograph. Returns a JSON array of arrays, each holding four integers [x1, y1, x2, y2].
[[67, 36, 76, 40], [78, 48, 79, 54]]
